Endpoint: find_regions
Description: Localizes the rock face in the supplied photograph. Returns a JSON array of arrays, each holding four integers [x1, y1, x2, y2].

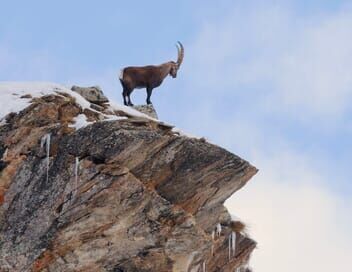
[[0, 87, 257, 272], [132, 105, 158, 119]]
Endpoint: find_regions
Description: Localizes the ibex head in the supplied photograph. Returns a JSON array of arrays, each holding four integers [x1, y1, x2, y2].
[[169, 41, 184, 78]]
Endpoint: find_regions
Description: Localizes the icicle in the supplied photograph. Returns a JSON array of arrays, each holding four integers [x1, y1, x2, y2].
[[231, 231, 237, 255], [41, 133, 51, 182], [40, 136, 45, 149], [211, 230, 215, 255], [216, 223, 222, 237], [2, 148, 8, 160], [45, 134, 51, 182], [75, 157, 80, 191], [228, 234, 231, 261], [202, 260, 206, 272]]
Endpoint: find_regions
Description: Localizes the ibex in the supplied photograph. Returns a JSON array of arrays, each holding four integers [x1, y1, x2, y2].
[[119, 42, 184, 106]]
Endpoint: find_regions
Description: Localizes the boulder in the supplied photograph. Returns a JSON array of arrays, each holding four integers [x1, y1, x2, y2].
[[132, 104, 158, 119], [71, 85, 109, 105]]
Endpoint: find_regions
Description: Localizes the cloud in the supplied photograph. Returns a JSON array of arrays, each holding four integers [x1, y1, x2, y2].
[[184, 4, 352, 123], [182, 3, 352, 271], [272, 12, 352, 119], [225, 147, 352, 271], [1, 3, 351, 271]]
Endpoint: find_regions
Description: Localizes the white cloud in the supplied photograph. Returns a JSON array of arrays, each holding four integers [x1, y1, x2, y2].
[[225, 149, 352, 271], [183, 5, 352, 271], [273, 12, 352, 119], [178, 90, 352, 271], [185, 4, 352, 122], [1, 4, 351, 271]]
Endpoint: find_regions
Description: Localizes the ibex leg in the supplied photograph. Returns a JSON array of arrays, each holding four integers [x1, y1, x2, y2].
[[146, 87, 153, 105], [122, 89, 128, 106], [127, 90, 134, 106]]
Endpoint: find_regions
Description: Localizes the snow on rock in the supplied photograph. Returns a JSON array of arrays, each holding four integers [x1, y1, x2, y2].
[[108, 101, 158, 121], [0, 82, 154, 122], [69, 114, 92, 130], [0, 82, 90, 121], [0, 91, 258, 271], [230, 214, 241, 221], [172, 127, 200, 139], [0, 82, 197, 139]]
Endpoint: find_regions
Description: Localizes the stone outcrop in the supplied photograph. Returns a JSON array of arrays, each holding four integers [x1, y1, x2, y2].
[[71, 85, 109, 105], [0, 87, 257, 272], [132, 105, 158, 119]]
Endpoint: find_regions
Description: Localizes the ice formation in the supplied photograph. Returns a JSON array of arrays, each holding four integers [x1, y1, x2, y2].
[[216, 223, 222, 237], [40, 133, 51, 182], [228, 231, 237, 261], [228, 234, 231, 261], [211, 230, 215, 255], [231, 231, 237, 254], [75, 157, 80, 190]]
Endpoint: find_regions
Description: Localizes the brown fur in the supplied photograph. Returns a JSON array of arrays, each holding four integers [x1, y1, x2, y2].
[[119, 42, 184, 106], [230, 220, 247, 234]]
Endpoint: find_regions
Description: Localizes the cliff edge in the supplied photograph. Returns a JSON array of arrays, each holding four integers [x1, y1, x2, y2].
[[0, 83, 257, 272]]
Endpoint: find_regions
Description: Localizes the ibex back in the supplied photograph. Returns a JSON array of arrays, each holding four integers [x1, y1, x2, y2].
[[119, 42, 184, 106]]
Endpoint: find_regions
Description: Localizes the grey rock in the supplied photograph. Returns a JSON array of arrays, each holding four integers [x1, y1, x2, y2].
[[71, 85, 109, 104], [0, 91, 257, 272], [132, 104, 158, 119]]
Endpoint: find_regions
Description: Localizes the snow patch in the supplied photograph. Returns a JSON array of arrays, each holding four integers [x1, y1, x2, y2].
[[69, 114, 92, 130], [0, 82, 90, 121], [0, 82, 200, 140], [230, 213, 241, 221], [108, 101, 158, 121], [102, 115, 128, 122], [172, 127, 200, 139]]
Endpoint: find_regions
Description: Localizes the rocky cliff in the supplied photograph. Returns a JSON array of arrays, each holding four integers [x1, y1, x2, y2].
[[0, 83, 257, 272]]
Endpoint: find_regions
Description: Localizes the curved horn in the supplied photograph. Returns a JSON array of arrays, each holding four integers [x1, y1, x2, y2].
[[175, 41, 184, 68]]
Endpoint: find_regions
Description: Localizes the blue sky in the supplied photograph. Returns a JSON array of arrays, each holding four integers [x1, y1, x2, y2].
[[1, 1, 351, 270]]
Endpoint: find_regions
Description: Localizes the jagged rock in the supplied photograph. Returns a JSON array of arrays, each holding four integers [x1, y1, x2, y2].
[[0, 87, 257, 272], [132, 104, 158, 119], [71, 85, 109, 105], [90, 103, 105, 112]]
